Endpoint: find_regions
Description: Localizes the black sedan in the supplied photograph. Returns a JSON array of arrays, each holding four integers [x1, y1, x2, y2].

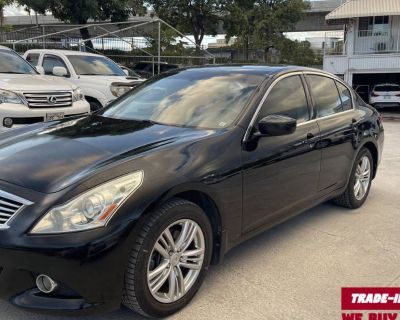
[[0, 66, 384, 318]]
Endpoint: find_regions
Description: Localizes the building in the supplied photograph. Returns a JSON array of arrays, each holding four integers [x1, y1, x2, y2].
[[306, 36, 343, 53], [323, 0, 400, 100], [207, 38, 237, 49]]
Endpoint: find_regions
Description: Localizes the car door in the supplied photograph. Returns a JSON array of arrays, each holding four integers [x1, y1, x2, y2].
[[242, 73, 321, 233], [305, 73, 358, 194]]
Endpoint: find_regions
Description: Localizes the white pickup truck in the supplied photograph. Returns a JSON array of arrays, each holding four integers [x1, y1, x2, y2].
[[24, 49, 144, 111], [0, 46, 90, 132]]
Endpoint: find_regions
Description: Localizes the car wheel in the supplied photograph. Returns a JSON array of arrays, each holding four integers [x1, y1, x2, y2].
[[122, 198, 213, 318], [333, 148, 373, 209], [88, 100, 103, 112]]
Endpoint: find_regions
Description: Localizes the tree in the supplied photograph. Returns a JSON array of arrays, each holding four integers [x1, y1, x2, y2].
[[224, 0, 309, 60], [0, 0, 13, 40], [278, 38, 320, 66], [148, 0, 223, 53], [18, 0, 145, 49]]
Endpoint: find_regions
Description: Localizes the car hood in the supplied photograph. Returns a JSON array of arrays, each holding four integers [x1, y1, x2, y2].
[[0, 74, 75, 91], [77, 75, 140, 85], [0, 116, 213, 193]]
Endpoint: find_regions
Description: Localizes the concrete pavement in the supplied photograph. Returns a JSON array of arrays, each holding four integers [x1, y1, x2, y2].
[[1, 120, 399, 320]]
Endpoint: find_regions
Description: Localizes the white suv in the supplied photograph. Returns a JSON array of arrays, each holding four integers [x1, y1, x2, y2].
[[24, 50, 144, 111], [369, 83, 400, 108], [0, 46, 89, 132]]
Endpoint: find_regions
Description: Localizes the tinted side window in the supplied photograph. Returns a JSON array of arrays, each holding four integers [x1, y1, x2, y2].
[[43, 55, 69, 76], [307, 75, 342, 118], [257, 75, 309, 124], [26, 53, 39, 66], [336, 81, 353, 111]]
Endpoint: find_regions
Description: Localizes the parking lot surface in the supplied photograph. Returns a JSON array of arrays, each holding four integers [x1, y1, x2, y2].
[[0, 120, 399, 320]]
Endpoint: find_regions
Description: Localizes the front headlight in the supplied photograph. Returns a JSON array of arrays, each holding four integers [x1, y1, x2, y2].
[[31, 171, 144, 234], [110, 84, 132, 97], [0, 89, 24, 105], [72, 88, 84, 102]]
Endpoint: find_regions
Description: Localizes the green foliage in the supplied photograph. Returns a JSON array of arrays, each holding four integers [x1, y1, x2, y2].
[[224, 0, 310, 58], [18, 0, 145, 24], [0, 0, 13, 9], [148, 0, 223, 49], [17, 0, 145, 48], [277, 38, 321, 66]]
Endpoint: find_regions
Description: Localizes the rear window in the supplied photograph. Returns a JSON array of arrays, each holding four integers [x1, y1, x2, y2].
[[374, 85, 400, 92]]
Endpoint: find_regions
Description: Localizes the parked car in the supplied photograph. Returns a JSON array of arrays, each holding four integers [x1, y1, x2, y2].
[[0, 66, 384, 318], [369, 83, 400, 108], [24, 50, 144, 111], [0, 46, 89, 131], [133, 61, 179, 78]]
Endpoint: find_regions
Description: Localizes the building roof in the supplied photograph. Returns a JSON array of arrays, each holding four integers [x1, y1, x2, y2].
[[326, 0, 400, 21]]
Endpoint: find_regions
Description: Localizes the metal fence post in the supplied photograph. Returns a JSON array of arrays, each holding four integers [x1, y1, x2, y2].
[[158, 21, 161, 74], [42, 26, 45, 49]]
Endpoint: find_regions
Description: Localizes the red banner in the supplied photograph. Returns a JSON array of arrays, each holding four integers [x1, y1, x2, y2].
[[342, 288, 400, 310]]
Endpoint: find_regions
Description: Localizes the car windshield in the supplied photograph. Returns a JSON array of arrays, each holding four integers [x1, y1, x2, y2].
[[101, 69, 265, 129], [67, 55, 125, 76], [0, 49, 37, 75], [374, 85, 400, 92]]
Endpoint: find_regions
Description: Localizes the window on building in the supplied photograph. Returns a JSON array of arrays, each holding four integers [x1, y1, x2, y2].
[[359, 16, 389, 37]]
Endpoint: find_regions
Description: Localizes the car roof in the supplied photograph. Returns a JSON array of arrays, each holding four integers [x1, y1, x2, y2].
[[25, 49, 102, 57], [173, 65, 328, 77], [0, 45, 12, 51]]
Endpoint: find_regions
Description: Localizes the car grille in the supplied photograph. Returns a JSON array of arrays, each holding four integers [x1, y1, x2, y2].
[[0, 191, 32, 228], [23, 91, 73, 108]]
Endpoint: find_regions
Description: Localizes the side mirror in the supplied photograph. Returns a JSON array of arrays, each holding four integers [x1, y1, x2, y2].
[[123, 69, 129, 76], [35, 66, 44, 75], [52, 66, 68, 77], [257, 115, 297, 136]]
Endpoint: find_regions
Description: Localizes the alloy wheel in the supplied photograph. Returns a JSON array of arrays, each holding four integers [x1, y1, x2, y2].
[[147, 219, 205, 304], [354, 155, 371, 201]]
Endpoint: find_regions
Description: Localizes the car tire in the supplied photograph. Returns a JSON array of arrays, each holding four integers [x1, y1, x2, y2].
[[333, 148, 373, 209], [122, 198, 213, 318]]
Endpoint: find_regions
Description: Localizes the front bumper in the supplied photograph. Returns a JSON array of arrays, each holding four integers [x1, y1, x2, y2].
[[0, 100, 90, 132], [0, 224, 136, 315], [0, 181, 139, 315]]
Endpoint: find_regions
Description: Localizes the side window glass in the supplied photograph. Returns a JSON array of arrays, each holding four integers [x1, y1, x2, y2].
[[26, 53, 39, 67], [257, 75, 309, 124], [306, 75, 342, 118], [336, 81, 353, 111], [43, 55, 69, 76]]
